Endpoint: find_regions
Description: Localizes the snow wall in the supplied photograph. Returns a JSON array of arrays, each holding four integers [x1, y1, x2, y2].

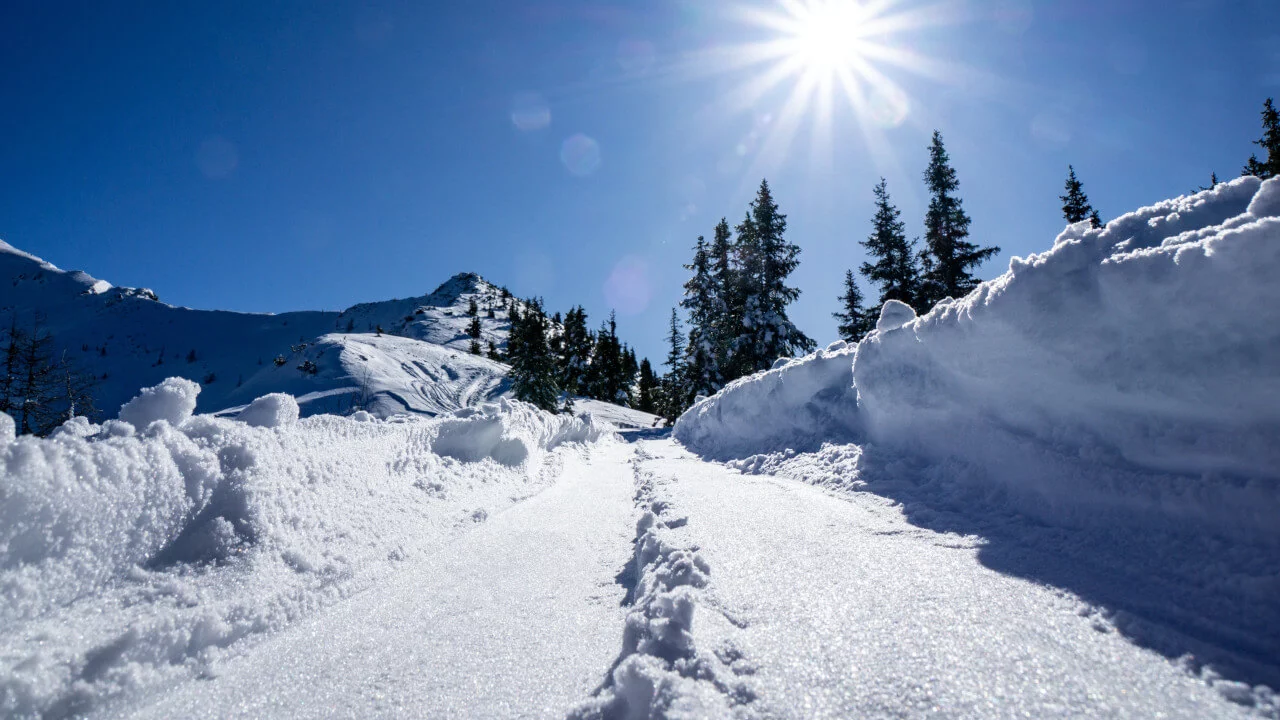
[[677, 176, 1280, 543], [0, 381, 610, 717]]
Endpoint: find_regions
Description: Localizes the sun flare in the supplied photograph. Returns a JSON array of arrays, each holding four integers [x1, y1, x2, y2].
[[701, 0, 963, 184]]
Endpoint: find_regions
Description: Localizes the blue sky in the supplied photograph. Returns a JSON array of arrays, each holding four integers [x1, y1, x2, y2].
[[2, 0, 1277, 362]]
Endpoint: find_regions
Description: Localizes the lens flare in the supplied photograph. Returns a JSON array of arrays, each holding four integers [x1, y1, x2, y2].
[[560, 134, 602, 177]]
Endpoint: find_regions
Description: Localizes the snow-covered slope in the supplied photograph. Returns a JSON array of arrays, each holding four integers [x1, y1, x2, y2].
[[674, 176, 1280, 708], [0, 242, 526, 420], [0, 381, 612, 717], [678, 175, 1280, 542]]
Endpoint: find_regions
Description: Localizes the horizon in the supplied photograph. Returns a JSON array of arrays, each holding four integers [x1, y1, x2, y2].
[[2, 0, 1277, 362]]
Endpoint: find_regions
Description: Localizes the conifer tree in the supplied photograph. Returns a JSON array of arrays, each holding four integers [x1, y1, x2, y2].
[[15, 318, 56, 435], [833, 270, 873, 342], [1243, 98, 1279, 180], [680, 235, 719, 398], [660, 308, 686, 423], [558, 306, 591, 397], [1061, 165, 1102, 228], [636, 358, 659, 414], [860, 178, 919, 315], [732, 180, 813, 375], [507, 298, 559, 411], [918, 131, 1000, 309], [707, 217, 737, 387], [0, 315, 24, 416]]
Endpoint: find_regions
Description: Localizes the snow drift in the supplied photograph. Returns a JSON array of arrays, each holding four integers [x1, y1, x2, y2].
[[0, 380, 610, 718], [677, 176, 1280, 543]]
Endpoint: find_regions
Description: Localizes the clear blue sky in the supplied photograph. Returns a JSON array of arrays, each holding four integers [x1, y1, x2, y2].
[[2, 0, 1276, 362]]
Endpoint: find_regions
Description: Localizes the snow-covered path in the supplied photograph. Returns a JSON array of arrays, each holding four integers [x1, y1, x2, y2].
[[103, 442, 638, 720], [621, 439, 1256, 719], [90, 437, 1259, 719]]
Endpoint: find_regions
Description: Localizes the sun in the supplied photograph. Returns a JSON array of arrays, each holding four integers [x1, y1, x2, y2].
[[779, 1, 872, 76], [695, 0, 964, 185]]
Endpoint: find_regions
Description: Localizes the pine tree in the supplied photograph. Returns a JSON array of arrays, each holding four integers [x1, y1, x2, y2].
[[52, 352, 99, 424], [1061, 165, 1102, 227], [660, 308, 686, 423], [833, 270, 873, 342], [680, 235, 719, 398], [0, 315, 24, 417], [487, 340, 500, 360], [507, 298, 559, 411], [707, 217, 737, 388], [558, 306, 591, 397], [1199, 172, 1220, 192], [918, 131, 1000, 309], [732, 180, 813, 375], [860, 178, 919, 315], [636, 358, 659, 414], [15, 318, 57, 435], [1243, 98, 1279, 179]]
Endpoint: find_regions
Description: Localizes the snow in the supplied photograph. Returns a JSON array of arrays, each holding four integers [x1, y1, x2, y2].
[[0, 242, 526, 420], [235, 393, 299, 428], [610, 438, 1264, 719], [0, 380, 612, 717], [679, 176, 1280, 541], [673, 177, 1280, 711], [99, 441, 638, 720], [117, 377, 200, 428]]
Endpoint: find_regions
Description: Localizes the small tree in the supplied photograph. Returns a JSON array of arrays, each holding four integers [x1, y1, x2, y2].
[[833, 270, 873, 342], [1243, 98, 1279, 179], [918, 131, 1000, 308], [1061, 165, 1102, 228], [508, 299, 559, 411], [636, 358, 659, 414], [660, 308, 686, 423], [860, 178, 920, 314]]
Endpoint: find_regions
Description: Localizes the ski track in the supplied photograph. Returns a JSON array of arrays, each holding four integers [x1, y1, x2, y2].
[[93, 437, 1262, 719], [618, 438, 1259, 720]]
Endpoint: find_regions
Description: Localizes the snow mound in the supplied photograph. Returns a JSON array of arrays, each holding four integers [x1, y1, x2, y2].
[[571, 457, 749, 719], [118, 376, 201, 429], [677, 176, 1280, 543], [675, 343, 861, 460], [0, 383, 613, 717], [236, 393, 300, 428], [876, 299, 916, 331]]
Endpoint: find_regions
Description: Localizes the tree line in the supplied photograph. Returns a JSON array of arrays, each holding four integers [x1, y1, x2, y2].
[[0, 314, 99, 436]]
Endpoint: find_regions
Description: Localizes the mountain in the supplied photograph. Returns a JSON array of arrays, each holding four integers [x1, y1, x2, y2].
[[0, 241, 657, 425]]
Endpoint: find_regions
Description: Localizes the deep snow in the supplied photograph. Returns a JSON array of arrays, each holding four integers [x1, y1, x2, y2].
[[675, 176, 1280, 710], [0, 380, 610, 717]]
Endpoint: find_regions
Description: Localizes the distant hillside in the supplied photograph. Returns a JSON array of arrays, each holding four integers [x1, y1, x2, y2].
[[0, 241, 530, 419]]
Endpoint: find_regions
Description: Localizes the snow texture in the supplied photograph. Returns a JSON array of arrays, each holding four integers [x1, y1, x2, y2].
[[235, 393, 300, 428], [675, 177, 1280, 710], [0, 380, 611, 718]]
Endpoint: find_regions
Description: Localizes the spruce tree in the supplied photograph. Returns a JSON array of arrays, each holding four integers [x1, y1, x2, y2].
[[1243, 98, 1279, 180], [860, 178, 919, 314], [680, 235, 719, 398], [918, 131, 1000, 308], [1061, 165, 1102, 228], [507, 298, 559, 411], [15, 318, 56, 435], [833, 270, 873, 342], [707, 218, 737, 388], [0, 315, 24, 417], [660, 308, 686, 423], [558, 306, 591, 397], [733, 180, 813, 375], [636, 359, 659, 414]]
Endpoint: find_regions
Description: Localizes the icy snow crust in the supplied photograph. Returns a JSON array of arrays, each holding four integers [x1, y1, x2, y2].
[[0, 381, 610, 717], [675, 177, 1280, 706]]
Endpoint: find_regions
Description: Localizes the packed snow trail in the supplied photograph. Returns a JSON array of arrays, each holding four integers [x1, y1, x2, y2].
[[579, 438, 1258, 719], [99, 441, 637, 719]]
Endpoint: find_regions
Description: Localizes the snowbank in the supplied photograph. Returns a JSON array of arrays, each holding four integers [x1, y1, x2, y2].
[[674, 340, 861, 460], [676, 177, 1280, 543], [0, 381, 610, 717]]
